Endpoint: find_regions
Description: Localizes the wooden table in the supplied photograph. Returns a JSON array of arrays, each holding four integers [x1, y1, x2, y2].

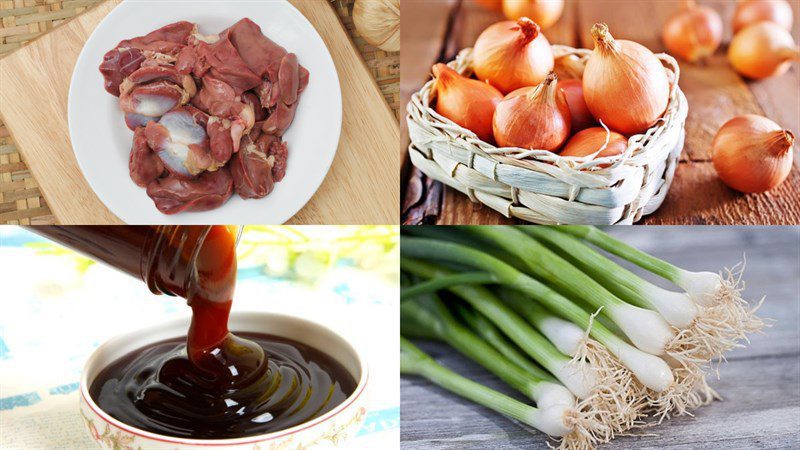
[[401, 227, 800, 448], [400, 0, 800, 225]]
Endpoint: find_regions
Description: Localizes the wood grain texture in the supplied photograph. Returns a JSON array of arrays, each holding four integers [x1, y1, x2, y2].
[[642, 162, 800, 225], [0, 0, 119, 224], [399, 0, 458, 223], [0, 1, 106, 225], [0, 0, 399, 225], [400, 0, 457, 166], [401, 0, 800, 225], [401, 227, 800, 449], [285, 0, 399, 224]]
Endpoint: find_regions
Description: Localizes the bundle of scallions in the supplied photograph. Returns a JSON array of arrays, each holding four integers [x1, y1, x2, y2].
[[400, 225, 766, 449]]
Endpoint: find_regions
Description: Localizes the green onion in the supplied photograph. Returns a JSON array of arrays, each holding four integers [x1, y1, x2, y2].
[[454, 303, 555, 383], [521, 226, 698, 329], [400, 271, 496, 301], [456, 226, 676, 357], [400, 337, 573, 437], [401, 225, 766, 438], [556, 225, 766, 357], [401, 293, 561, 402], [557, 226, 730, 307], [402, 257, 599, 399], [499, 287, 587, 357], [401, 239, 674, 393]]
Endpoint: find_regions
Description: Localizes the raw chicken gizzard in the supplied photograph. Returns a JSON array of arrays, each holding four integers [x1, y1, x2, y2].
[[100, 18, 308, 214]]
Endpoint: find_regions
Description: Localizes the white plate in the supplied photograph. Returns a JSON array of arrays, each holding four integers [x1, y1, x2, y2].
[[69, 0, 341, 224]]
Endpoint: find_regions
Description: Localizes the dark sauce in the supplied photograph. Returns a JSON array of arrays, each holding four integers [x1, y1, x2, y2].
[[28, 226, 356, 439], [89, 333, 356, 439]]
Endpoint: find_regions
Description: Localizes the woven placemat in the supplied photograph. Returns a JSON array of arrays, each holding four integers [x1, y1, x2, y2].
[[0, 0, 399, 224]]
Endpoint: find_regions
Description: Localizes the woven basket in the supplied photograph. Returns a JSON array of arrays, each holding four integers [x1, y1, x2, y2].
[[406, 45, 688, 224]]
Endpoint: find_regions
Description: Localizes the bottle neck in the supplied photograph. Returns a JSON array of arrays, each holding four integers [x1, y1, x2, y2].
[[27, 225, 241, 303], [142, 226, 212, 299]]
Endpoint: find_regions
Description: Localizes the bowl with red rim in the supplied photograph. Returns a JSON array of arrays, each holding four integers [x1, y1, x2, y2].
[[79, 312, 368, 450]]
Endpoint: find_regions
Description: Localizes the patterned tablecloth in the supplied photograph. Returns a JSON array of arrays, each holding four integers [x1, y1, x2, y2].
[[0, 226, 400, 449]]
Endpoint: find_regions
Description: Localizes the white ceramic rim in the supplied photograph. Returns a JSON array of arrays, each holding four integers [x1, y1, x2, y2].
[[79, 311, 368, 446], [67, 0, 342, 224]]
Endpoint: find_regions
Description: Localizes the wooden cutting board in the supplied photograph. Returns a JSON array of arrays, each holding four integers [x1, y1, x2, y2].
[[0, 0, 399, 225]]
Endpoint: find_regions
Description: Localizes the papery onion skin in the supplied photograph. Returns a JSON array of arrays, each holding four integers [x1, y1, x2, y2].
[[729, 22, 800, 80], [712, 114, 795, 193], [433, 63, 504, 143], [502, 0, 564, 30], [473, 18, 555, 94], [662, 0, 723, 63], [560, 127, 628, 164], [583, 23, 670, 136], [493, 72, 571, 151], [733, 0, 794, 34], [553, 54, 585, 80], [353, 0, 400, 52], [559, 79, 597, 132]]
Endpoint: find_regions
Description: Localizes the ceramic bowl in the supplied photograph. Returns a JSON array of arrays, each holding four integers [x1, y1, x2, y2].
[[79, 312, 368, 449]]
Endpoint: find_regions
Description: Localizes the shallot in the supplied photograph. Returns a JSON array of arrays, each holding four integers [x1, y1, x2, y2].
[[473, 18, 554, 94], [712, 114, 795, 193], [729, 21, 800, 80], [501, 0, 564, 30], [661, 0, 723, 63], [559, 79, 596, 132], [733, 0, 794, 34], [583, 23, 670, 136], [475, 0, 502, 11], [560, 126, 628, 163], [432, 63, 503, 143], [493, 72, 571, 151]]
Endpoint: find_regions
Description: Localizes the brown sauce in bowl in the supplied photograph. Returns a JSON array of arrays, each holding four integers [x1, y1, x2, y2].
[[89, 332, 355, 439]]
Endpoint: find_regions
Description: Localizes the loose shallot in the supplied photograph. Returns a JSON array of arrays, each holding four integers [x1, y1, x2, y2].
[[472, 18, 554, 94], [583, 23, 670, 136], [712, 114, 795, 193], [501, 0, 564, 30], [728, 21, 800, 80], [733, 0, 794, 34], [661, 0, 723, 63], [493, 72, 571, 151], [432, 63, 503, 143]]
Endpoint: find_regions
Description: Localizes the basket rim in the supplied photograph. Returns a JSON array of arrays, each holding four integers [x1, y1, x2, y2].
[[406, 44, 686, 175]]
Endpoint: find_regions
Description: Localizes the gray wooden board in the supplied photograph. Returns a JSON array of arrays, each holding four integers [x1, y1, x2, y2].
[[400, 227, 800, 449]]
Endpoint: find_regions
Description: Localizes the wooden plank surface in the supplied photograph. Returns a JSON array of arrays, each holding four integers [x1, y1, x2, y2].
[[401, 0, 800, 225], [401, 227, 800, 449], [400, 0, 458, 223], [0, 0, 399, 225]]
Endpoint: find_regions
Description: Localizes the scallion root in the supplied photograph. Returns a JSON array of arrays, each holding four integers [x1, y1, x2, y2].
[[569, 315, 648, 438], [709, 263, 768, 342], [666, 263, 767, 373], [555, 407, 613, 450], [644, 361, 719, 421]]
